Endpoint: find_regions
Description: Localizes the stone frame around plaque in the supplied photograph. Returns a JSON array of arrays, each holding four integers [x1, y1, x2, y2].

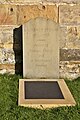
[[18, 79, 76, 109]]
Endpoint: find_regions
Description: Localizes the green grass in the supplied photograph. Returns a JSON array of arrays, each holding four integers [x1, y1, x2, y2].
[[0, 74, 80, 120]]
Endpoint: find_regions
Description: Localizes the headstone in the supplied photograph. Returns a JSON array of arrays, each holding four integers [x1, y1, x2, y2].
[[18, 18, 76, 108], [23, 17, 61, 78]]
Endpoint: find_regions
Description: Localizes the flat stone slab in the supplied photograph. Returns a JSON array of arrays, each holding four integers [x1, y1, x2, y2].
[[18, 79, 76, 109]]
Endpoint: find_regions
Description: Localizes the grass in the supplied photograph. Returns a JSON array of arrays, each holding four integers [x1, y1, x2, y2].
[[0, 74, 80, 120]]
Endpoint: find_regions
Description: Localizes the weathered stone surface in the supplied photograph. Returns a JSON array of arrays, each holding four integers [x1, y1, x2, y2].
[[0, 0, 59, 4], [0, 4, 17, 25], [18, 5, 58, 25], [0, 64, 15, 70], [46, 0, 60, 2], [59, 5, 80, 25], [66, 27, 80, 49], [15, 0, 42, 2], [60, 61, 80, 79], [0, 64, 15, 74], [23, 17, 61, 78], [46, 0, 80, 4], [0, 43, 13, 49], [60, 27, 67, 49], [0, 27, 15, 69], [0, 28, 13, 43], [0, 0, 44, 4], [60, 49, 80, 61], [60, 26, 80, 49], [60, 0, 80, 4], [0, 0, 80, 4], [13, 26, 23, 66], [0, 49, 15, 64], [4, 44, 13, 49]]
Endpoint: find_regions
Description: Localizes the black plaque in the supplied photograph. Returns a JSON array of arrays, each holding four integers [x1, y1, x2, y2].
[[24, 81, 64, 99]]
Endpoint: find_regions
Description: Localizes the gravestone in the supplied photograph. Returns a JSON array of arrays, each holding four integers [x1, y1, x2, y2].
[[19, 17, 76, 108], [23, 17, 60, 78]]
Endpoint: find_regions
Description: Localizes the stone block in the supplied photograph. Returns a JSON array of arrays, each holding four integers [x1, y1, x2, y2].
[[0, 43, 13, 49], [59, 5, 80, 25], [46, 0, 60, 3], [60, 61, 80, 79], [0, 28, 13, 44], [0, 49, 3, 63], [0, 64, 15, 70], [3, 44, 13, 49], [12, 0, 42, 3], [0, 0, 58, 4], [60, 49, 80, 61], [60, 0, 80, 4], [46, 0, 80, 3], [17, 5, 58, 25], [0, 0, 80, 4], [66, 26, 80, 49], [0, 4, 17, 25], [0, 49, 15, 64], [60, 26, 80, 49], [0, 64, 15, 74]]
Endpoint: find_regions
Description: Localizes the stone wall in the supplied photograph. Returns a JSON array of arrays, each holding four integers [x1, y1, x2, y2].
[[0, 0, 80, 79]]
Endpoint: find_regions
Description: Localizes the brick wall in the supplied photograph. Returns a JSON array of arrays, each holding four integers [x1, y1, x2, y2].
[[0, 0, 80, 79]]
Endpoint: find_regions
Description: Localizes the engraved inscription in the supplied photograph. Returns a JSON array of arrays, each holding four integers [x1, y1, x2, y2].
[[23, 18, 60, 78]]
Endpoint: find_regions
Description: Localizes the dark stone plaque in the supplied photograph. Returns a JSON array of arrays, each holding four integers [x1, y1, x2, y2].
[[24, 81, 64, 99]]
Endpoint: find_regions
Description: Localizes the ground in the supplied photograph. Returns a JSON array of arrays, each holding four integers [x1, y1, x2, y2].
[[0, 74, 80, 120]]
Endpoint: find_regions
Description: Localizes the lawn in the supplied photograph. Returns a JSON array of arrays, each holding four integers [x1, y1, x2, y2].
[[0, 74, 80, 120]]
